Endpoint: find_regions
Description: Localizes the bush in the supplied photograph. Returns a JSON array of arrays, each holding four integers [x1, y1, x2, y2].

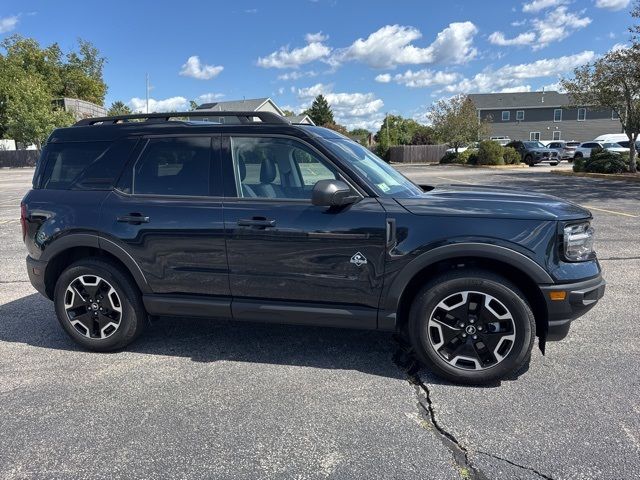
[[440, 151, 462, 164], [584, 151, 629, 174], [477, 140, 505, 165], [502, 146, 521, 165], [459, 148, 479, 164], [573, 156, 586, 172]]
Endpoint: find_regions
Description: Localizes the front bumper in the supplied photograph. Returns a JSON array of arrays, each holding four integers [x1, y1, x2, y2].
[[539, 274, 606, 341], [26, 255, 49, 299]]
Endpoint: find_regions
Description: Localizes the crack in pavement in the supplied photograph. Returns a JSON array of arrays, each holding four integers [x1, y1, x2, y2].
[[476, 451, 555, 480], [392, 338, 555, 480], [598, 256, 640, 261]]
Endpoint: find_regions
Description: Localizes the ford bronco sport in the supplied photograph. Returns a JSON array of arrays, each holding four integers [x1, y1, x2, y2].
[[22, 111, 605, 384]]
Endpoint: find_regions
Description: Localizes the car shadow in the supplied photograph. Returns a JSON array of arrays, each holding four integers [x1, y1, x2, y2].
[[0, 293, 522, 387]]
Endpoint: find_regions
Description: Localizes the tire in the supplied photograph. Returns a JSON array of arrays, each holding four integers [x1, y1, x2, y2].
[[524, 155, 533, 166], [551, 161, 559, 166], [53, 258, 147, 351], [408, 269, 535, 385]]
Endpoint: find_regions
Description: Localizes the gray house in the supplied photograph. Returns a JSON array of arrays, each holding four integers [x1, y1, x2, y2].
[[469, 91, 622, 143], [195, 97, 314, 125]]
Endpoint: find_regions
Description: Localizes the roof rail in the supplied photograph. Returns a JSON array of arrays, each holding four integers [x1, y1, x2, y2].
[[74, 110, 290, 126]]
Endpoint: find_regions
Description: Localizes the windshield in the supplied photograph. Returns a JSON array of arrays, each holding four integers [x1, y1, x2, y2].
[[322, 138, 424, 197], [524, 141, 545, 149]]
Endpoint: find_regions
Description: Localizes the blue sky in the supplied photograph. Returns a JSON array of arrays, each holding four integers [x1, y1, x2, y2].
[[0, 0, 634, 130]]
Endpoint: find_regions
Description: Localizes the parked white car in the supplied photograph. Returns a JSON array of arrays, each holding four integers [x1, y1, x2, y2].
[[574, 141, 629, 159], [593, 133, 628, 143]]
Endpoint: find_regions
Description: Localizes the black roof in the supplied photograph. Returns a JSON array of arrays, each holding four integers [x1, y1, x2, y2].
[[48, 111, 342, 143]]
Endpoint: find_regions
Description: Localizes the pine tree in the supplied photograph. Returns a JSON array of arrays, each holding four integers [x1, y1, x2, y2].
[[305, 95, 334, 126]]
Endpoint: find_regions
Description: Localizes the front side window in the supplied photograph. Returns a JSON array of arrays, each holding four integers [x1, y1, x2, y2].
[[502, 111, 510, 121], [322, 137, 424, 198], [132, 137, 211, 196], [577, 108, 586, 121], [516, 110, 525, 121], [230, 136, 341, 200], [554, 109, 562, 122]]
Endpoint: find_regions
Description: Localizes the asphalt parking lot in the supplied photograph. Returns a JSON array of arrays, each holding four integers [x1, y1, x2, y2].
[[1, 165, 638, 480]]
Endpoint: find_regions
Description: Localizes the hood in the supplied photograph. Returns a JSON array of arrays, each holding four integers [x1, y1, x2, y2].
[[397, 184, 591, 221]]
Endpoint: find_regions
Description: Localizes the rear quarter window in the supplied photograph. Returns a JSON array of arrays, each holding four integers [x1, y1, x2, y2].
[[39, 139, 137, 190]]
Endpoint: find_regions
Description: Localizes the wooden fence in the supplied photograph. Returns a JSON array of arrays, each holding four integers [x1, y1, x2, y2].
[[389, 144, 448, 164], [0, 150, 40, 168]]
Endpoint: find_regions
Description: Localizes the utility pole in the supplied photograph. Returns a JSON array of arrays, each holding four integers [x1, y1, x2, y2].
[[146, 73, 151, 114]]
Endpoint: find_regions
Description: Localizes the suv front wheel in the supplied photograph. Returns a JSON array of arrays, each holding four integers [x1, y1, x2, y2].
[[408, 270, 535, 384], [54, 258, 146, 351]]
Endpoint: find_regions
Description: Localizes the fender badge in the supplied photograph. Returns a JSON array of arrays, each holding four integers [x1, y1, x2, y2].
[[350, 252, 368, 267]]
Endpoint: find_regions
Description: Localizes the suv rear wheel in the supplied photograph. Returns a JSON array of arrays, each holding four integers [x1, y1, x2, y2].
[[408, 269, 535, 384], [524, 154, 534, 166], [53, 258, 146, 351]]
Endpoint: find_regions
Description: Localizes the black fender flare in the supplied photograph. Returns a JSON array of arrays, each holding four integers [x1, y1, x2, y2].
[[378, 242, 552, 330], [40, 233, 151, 294]]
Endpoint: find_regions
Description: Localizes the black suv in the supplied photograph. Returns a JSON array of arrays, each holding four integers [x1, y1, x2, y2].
[[22, 111, 605, 384], [506, 140, 560, 166]]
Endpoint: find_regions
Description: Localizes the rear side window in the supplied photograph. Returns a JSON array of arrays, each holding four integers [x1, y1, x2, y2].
[[132, 137, 211, 196], [40, 142, 107, 189]]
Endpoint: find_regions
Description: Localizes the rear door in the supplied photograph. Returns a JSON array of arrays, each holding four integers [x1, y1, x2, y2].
[[101, 135, 229, 301], [221, 134, 387, 328]]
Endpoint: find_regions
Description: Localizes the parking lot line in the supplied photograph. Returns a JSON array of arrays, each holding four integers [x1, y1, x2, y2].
[[436, 176, 476, 185], [582, 205, 639, 218]]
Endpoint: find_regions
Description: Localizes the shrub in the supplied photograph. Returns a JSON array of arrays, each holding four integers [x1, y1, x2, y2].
[[458, 148, 478, 164], [477, 140, 505, 165], [440, 151, 459, 164], [502, 146, 521, 165], [584, 151, 629, 174], [573, 156, 586, 172]]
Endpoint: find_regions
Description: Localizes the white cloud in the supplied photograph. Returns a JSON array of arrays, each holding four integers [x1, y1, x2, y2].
[[179, 56, 224, 80], [381, 69, 461, 88], [0, 15, 19, 33], [129, 97, 190, 113], [245, 8, 258, 14], [522, 0, 568, 13], [488, 31, 537, 46], [532, 7, 591, 49], [196, 93, 225, 104], [296, 83, 384, 130], [305, 31, 328, 43], [442, 50, 596, 94], [337, 22, 478, 69], [609, 42, 629, 51], [257, 34, 331, 69], [375, 73, 392, 83], [511, 20, 528, 26], [493, 6, 591, 50], [595, 0, 630, 11], [277, 70, 317, 81]]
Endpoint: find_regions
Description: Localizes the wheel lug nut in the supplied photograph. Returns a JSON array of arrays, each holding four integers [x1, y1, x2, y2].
[[473, 335, 478, 340], [459, 323, 465, 328], [469, 319, 475, 324], [478, 326, 483, 331], [462, 333, 467, 338]]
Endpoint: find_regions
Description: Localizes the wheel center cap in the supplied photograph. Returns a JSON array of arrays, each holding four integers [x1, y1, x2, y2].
[[91, 303, 99, 310], [465, 325, 477, 335]]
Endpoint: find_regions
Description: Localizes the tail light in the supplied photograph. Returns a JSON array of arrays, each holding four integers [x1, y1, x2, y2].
[[20, 202, 27, 242]]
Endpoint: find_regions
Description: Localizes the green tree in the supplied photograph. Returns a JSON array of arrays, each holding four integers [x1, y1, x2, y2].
[[304, 95, 334, 126], [561, 47, 640, 173], [429, 94, 488, 153], [410, 125, 436, 145], [322, 122, 348, 135], [374, 115, 423, 158], [107, 101, 132, 116], [282, 109, 295, 117]]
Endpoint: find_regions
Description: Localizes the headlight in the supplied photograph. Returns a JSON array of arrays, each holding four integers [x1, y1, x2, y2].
[[563, 222, 595, 261]]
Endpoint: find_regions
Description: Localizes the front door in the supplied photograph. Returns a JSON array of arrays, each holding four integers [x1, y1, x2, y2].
[[102, 135, 229, 301], [221, 135, 387, 328]]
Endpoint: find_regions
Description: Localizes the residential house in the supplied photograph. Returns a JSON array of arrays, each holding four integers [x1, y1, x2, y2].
[[53, 98, 107, 120], [196, 97, 315, 125], [469, 91, 623, 143]]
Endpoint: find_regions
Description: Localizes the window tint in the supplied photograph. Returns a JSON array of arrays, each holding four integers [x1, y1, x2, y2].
[[133, 137, 211, 196], [230, 136, 340, 199], [40, 141, 110, 190]]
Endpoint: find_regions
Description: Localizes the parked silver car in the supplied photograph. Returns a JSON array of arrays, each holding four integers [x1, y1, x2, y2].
[[548, 141, 580, 161]]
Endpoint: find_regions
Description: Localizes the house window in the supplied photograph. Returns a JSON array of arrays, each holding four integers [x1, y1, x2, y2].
[[530, 132, 541, 141], [553, 131, 561, 140], [577, 108, 586, 121], [516, 110, 525, 121], [612, 110, 620, 120], [502, 111, 510, 121], [553, 109, 562, 122]]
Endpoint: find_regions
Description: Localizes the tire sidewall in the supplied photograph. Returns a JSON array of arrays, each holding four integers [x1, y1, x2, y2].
[[53, 260, 143, 351], [410, 274, 534, 383]]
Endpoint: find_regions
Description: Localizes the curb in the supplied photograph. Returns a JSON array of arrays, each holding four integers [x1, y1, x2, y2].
[[550, 170, 640, 182], [453, 163, 527, 169]]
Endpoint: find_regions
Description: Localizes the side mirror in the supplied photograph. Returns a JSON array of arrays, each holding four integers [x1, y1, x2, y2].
[[312, 179, 359, 208]]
